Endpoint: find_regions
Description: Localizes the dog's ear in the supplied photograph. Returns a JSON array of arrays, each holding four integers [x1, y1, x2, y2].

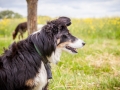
[[45, 22, 58, 35], [58, 17, 71, 26]]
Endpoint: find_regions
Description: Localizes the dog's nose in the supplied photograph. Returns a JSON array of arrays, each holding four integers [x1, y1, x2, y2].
[[82, 42, 86, 46]]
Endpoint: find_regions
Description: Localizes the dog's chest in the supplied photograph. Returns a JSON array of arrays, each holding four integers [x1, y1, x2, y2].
[[33, 62, 47, 90], [47, 48, 62, 64]]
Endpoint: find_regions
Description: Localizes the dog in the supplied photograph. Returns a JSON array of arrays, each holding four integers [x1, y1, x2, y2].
[[0, 17, 85, 90], [12, 22, 43, 40], [12, 22, 27, 40]]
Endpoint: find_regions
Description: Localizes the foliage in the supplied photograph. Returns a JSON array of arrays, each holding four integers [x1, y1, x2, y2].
[[0, 17, 120, 90], [37, 15, 52, 24], [0, 10, 23, 19], [70, 17, 120, 39], [0, 18, 26, 37]]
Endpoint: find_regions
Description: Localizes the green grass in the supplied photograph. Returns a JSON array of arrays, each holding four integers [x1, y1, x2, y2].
[[0, 17, 120, 90], [49, 38, 120, 90]]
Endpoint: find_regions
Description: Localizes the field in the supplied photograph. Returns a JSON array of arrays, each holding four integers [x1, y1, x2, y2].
[[0, 17, 120, 90]]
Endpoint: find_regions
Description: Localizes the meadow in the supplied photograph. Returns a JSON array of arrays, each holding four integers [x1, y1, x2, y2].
[[0, 17, 120, 90]]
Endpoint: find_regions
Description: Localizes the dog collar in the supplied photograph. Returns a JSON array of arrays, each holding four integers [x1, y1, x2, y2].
[[34, 44, 42, 56], [34, 44, 52, 79]]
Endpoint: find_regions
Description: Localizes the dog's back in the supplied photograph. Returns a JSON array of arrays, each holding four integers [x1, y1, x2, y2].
[[0, 41, 43, 90]]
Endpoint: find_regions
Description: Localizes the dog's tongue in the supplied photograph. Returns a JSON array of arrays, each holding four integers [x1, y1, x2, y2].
[[66, 46, 77, 53]]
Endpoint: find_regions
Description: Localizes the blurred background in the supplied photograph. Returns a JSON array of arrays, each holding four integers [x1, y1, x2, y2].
[[0, 0, 120, 18], [0, 0, 120, 90]]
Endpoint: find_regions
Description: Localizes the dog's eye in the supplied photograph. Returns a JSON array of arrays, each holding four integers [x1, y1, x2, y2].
[[61, 26, 65, 29], [62, 35, 68, 38]]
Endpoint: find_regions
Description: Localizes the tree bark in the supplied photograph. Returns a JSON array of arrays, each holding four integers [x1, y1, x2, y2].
[[26, 0, 38, 34]]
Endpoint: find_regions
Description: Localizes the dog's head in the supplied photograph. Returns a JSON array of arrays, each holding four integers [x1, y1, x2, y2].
[[45, 17, 85, 54], [31, 17, 85, 63]]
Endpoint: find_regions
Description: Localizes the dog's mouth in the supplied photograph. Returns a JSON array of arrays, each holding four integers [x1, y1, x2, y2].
[[65, 46, 78, 53]]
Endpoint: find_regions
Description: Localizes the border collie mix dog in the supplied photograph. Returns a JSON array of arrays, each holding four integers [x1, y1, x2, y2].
[[12, 22, 44, 40], [0, 17, 85, 90], [12, 22, 27, 40]]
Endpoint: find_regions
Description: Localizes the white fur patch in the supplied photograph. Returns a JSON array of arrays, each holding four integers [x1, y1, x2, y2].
[[33, 62, 47, 90], [47, 48, 62, 64], [68, 38, 85, 48], [32, 24, 44, 35], [37, 24, 44, 30], [63, 38, 85, 53]]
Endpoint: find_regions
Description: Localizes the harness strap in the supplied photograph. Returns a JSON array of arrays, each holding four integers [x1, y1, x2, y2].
[[34, 44, 42, 56], [34, 44, 52, 79]]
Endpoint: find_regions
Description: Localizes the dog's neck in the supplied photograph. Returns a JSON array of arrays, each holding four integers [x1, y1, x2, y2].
[[33, 43, 52, 79], [47, 47, 62, 64]]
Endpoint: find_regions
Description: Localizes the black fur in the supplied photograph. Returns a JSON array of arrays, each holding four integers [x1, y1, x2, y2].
[[0, 17, 72, 90], [58, 17, 71, 26]]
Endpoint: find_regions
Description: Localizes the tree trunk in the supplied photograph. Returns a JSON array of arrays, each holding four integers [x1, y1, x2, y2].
[[26, 0, 38, 34]]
